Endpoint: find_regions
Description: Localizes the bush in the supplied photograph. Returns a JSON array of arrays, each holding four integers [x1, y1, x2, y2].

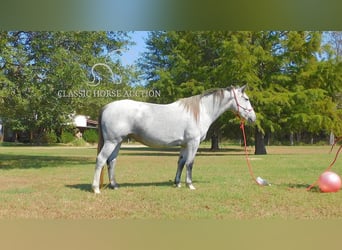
[[71, 138, 87, 146], [41, 131, 57, 144], [83, 129, 98, 143], [61, 131, 74, 144]]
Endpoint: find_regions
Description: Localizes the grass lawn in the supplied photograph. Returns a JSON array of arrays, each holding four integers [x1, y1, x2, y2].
[[0, 144, 342, 219]]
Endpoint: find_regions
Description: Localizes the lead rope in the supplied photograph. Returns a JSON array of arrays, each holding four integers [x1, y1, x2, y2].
[[306, 136, 342, 191], [240, 120, 263, 186], [232, 88, 262, 186]]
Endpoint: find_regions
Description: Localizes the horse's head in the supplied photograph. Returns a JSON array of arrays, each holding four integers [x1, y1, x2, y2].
[[231, 85, 256, 123]]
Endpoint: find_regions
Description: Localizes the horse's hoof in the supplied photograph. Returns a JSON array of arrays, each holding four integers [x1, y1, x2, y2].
[[175, 183, 181, 188], [187, 184, 196, 190], [92, 185, 101, 194], [110, 183, 119, 190]]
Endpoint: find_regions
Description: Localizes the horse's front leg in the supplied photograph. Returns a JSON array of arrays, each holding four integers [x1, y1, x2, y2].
[[185, 161, 196, 190], [174, 148, 186, 188], [184, 139, 200, 190]]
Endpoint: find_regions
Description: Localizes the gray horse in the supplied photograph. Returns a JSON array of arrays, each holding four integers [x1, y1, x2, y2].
[[92, 85, 256, 194]]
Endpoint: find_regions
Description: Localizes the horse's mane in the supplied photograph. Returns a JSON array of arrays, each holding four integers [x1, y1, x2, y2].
[[178, 87, 232, 122]]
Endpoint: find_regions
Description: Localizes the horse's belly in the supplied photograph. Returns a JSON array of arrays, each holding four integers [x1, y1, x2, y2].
[[129, 134, 183, 147], [129, 128, 185, 148]]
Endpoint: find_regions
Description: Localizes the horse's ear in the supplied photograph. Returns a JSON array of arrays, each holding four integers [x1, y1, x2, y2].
[[240, 84, 247, 93]]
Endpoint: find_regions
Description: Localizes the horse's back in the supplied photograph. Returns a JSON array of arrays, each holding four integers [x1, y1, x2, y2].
[[101, 99, 143, 130], [102, 99, 169, 120], [100, 99, 197, 146]]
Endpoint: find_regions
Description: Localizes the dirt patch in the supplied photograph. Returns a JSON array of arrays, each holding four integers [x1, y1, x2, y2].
[[0, 176, 33, 191]]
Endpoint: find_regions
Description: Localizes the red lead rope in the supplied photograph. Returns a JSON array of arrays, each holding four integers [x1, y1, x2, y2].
[[306, 137, 342, 191], [233, 88, 262, 186], [241, 121, 342, 190], [240, 120, 263, 186]]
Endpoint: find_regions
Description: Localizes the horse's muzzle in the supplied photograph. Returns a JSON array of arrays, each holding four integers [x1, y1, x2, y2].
[[247, 112, 256, 123]]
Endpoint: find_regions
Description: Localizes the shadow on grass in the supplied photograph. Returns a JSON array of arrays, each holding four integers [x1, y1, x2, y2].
[[0, 154, 93, 170], [65, 183, 93, 192], [118, 180, 175, 188], [66, 180, 174, 193], [66, 180, 211, 193], [282, 183, 321, 192]]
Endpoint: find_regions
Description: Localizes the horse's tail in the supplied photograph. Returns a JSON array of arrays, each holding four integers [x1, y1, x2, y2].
[[97, 109, 105, 188]]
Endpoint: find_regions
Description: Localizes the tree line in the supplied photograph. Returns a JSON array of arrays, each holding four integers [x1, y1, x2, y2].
[[0, 31, 133, 142], [140, 31, 342, 153], [1, 31, 341, 154]]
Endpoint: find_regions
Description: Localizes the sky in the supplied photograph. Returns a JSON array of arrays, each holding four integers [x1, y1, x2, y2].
[[120, 31, 149, 66], [117, 31, 337, 72]]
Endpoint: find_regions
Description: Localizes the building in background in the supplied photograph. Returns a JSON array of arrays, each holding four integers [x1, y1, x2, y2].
[[0, 115, 97, 143], [72, 115, 98, 136]]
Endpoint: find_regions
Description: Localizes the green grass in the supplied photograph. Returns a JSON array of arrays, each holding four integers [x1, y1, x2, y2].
[[0, 144, 342, 219]]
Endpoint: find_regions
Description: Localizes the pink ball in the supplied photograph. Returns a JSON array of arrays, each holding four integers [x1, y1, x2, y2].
[[318, 171, 341, 193]]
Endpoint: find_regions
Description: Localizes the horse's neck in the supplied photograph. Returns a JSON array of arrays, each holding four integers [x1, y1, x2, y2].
[[200, 92, 234, 125]]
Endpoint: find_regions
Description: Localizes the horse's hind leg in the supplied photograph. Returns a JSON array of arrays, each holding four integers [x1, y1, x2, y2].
[[107, 142, 121, 189], [92, 141, 117, 194]]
